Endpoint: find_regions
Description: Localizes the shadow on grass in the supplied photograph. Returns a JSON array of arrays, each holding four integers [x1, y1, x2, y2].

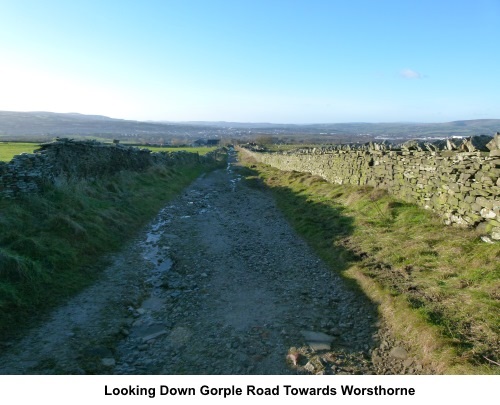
[[0, 162, 222, 343], [237, 165, 383, 364]]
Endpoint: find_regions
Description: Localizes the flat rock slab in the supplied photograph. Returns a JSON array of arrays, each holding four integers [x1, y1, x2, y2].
[[141, 330, 167, 343], [140, 296, 165, 311], [389, 346, 409, 360], [101, 358, 116, 367], [162, 234, 180, 239], [131, 323, 167, 340], [301, 330, 335, 351]]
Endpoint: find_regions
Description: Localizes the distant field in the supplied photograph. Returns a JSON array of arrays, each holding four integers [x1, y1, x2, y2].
[[0, 142, 218, 162], [0, 142, 40, 162], [143, 146, 218, 155]]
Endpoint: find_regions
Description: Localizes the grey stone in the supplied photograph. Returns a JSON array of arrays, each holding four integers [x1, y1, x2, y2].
[[101, 358, 116, 367], [301, 330, 335, 351], [389, 346, 408, 360], [480, 208, 496, 219], [481, 236, 495, 244], [486, 133, 500, 151], [142, 330, 167, 342], [491, 227, 500, 240], [243, 145, 498, 237], [403, 358, 414, 367]]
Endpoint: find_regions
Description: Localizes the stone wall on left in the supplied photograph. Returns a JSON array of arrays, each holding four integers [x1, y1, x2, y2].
[[0, 139, 208, 198]]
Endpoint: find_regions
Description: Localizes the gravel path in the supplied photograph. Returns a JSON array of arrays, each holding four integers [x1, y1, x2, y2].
[[0, 152, 430, 374]]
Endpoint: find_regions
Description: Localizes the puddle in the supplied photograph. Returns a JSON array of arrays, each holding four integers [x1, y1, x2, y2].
[[226, 148, 242, 191], [229, 176, 242, 191], [146, 258, 173, 287], [141, 296, 165, 311]]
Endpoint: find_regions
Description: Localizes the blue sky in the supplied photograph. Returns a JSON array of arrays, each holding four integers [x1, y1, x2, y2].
[[0, 0, 499, 123]]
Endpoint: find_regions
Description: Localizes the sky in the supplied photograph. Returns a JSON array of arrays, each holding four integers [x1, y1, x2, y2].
[[0, 0, 499, 123]]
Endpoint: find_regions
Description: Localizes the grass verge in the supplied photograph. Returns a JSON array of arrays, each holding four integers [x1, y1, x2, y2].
[[0, 159, 224, 340], [239, 151, 499, 374]]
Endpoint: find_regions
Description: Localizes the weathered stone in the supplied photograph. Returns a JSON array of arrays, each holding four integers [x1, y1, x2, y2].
[[476, 222, 492, 234], [300, 330, 335, 351], [460, 135, 494, 152], [1, 139, 220, 198], [491, 227, 500, 240], [480, 208, 496, 219], [471, 203, 483, 213], [486, 133, 500, 151], [101, 358, 116, 367], [389, 346, 409, 360]]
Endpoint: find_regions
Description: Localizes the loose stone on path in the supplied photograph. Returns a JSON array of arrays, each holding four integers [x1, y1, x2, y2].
[[0, 150, 430, 375]]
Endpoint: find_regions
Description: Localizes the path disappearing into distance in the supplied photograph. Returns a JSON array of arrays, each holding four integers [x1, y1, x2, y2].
[[0, 151, 429, 374]]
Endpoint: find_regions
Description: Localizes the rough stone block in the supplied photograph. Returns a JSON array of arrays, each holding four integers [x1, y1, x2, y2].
[[480, 208, 496, 219], [476, 197, 494, 209]]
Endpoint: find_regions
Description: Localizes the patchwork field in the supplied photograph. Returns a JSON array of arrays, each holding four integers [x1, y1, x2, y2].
[[0, 142, 40, 162]]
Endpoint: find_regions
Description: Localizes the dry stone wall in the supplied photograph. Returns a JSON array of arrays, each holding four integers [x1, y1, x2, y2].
[[0, 139, 215, 198], [242, 139, 500, 240]]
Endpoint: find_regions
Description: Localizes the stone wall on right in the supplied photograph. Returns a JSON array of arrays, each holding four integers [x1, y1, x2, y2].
[[242, 140, 500, 240]]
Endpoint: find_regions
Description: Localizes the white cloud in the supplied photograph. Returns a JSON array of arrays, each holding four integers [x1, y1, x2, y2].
[[400, 68, 424, 79]]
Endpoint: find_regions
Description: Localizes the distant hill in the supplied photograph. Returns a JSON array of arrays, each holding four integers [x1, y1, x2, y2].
[[0, 111, 498, 143], [0, 111, 212, 138]]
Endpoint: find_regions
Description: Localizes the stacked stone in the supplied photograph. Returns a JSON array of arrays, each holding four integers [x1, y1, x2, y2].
[[0, 152, 51, 197], [242, 133, 500, 240], [0, 139, 215, 199]]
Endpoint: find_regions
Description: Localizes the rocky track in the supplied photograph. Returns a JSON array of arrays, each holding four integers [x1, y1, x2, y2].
[[0, 152, 430, 375]]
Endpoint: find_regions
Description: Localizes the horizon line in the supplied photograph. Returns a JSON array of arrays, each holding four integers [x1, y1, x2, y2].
[[1, 110, 499, 126]]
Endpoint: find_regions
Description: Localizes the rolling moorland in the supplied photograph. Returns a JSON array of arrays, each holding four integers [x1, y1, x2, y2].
[[1, 110, 500, 144]]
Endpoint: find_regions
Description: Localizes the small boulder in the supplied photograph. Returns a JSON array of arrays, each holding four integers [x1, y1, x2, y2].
[[389, 346, 409, 360], [101, 358, 116, 367], [460, 135, 494, 152], [486, 133, 500, 151]]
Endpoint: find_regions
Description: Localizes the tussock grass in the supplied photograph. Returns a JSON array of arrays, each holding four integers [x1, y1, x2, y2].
[[239, 152, 499, 374], [0, 160, 223, 339]]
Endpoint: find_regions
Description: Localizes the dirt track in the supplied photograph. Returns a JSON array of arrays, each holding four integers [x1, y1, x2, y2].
[[0, 152, 428, 374]]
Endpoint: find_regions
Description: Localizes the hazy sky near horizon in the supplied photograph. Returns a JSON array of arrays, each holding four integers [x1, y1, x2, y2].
[[0, 0, 499, 123]]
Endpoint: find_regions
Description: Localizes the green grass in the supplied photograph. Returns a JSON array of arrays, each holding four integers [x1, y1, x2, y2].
[[239, 151, 499, 374], [0, 157, 225, 339], [0, 142, 40, 161], [141, 146, 218, 155], [0, 142, 218, 162]]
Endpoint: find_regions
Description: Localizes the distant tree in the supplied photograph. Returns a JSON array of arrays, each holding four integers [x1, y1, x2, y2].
[[170, 138, 184, 146], [254, 135, 276, 145]]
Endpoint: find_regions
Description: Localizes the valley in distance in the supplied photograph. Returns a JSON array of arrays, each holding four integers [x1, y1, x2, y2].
[[0, 111, 499, 145]]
